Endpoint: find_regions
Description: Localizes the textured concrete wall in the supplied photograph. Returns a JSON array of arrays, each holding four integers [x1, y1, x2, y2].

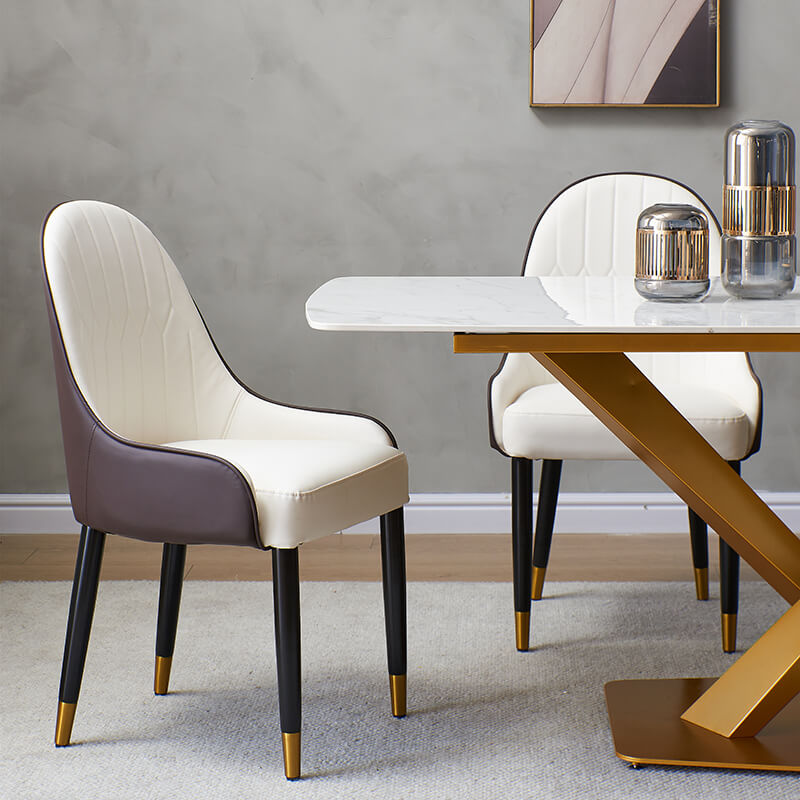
[[2, 1, 799, 493]]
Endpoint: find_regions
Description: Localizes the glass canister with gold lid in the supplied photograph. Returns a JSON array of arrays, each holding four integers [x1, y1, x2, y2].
[[722, 120, 796, 298], [635, 203, 710, 301]]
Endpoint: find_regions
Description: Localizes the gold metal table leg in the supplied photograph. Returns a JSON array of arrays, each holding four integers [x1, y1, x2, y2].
[[530, 351, 800, 771], [680, 600, 800, 737]]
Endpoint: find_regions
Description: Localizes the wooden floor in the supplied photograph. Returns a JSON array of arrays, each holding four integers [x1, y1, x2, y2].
[[0, 533, 760, 582]]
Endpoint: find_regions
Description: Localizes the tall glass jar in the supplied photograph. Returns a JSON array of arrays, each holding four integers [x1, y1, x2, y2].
[[722, 120, 796, 298]]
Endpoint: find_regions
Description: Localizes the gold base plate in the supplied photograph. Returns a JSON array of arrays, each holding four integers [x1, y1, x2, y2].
[[605, 678, 800, 772]]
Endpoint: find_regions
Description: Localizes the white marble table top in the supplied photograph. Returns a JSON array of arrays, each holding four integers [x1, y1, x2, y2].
[[305, 276, 800, 334]]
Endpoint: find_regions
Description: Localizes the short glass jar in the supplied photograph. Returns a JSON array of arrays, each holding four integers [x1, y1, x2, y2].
[[635, 204, 710, 301]]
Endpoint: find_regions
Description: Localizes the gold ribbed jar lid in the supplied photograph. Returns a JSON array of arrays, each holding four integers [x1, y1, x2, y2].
[[636, 204, 709, 281]]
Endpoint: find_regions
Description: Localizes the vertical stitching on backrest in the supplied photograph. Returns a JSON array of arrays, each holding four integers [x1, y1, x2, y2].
[[129, 220, 152, 418], [553, 201, 562, 276], [78, 207, 115, 412], [222, 387, 246, 439], [64, 215, 98, 390], [609, 175, 618, 274], [582, 183, 589, 274], [127, 214, 166, 435], [51, 235, 94, 388], [155, 239, 176, 436], [186, 328, 200, 438], [96, 205, 133, 431], [63, 214, 105, 406]]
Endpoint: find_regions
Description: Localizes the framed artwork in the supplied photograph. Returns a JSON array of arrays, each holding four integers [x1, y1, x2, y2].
[[530, 0, 719, 107]]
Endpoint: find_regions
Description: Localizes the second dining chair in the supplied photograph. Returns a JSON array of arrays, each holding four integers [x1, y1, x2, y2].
[[488, 173, 761, 655], [42, 200, 409, 780]]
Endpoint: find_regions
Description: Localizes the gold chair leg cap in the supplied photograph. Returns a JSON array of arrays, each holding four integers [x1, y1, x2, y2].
[[55, 701, 77, 746], [531, 566, 547, 601], [515, 611, 530, 652], [721, 613, 737, 653], [154, 655, 173, 695], [693, 567, 709, 601], [282, 732, 301, 780], [389, 673, 407, 718]]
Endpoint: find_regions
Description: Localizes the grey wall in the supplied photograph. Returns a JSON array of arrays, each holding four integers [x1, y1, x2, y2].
[[2, 1, 799, 494]]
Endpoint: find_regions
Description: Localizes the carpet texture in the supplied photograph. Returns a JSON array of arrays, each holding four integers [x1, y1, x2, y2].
[[1, 580, 797, 799]]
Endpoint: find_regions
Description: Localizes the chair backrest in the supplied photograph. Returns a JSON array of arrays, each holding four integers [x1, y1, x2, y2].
[[523, 173, 721, 277], [488, 174, 761, 456], [42, 200, 241, 445], [525, 173, 725, 385]]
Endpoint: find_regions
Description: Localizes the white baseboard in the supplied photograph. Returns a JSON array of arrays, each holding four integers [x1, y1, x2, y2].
[[3, 492, 800, 535]]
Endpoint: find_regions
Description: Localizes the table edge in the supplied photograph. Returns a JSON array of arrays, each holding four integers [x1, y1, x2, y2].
[[452, 332, 800, 353]]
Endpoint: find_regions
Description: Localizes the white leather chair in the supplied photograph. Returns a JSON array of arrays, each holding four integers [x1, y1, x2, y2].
[[489, 173, 761, 654], [42, 200, 409, 780]]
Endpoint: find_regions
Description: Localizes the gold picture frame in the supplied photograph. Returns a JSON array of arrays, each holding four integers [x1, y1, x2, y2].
[[530, 0, 720, 108]]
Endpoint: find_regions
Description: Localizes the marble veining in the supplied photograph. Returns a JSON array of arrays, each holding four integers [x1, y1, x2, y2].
[[306, 276, 800, 333]]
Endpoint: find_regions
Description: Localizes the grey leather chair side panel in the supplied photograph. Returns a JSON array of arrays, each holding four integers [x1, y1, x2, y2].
[[46, 303, 94, 525], [42, 241, 262, 549], [487, 354, 509, 454], [747, 363, 764, 457]]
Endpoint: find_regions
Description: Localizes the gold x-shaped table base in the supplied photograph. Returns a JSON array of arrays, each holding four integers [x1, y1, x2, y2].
[[455, 333, 800, 772]]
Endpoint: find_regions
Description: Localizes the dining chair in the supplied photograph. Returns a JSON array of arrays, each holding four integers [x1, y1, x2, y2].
[[42, 200, 409, 780], [488, 173, 761, 654]]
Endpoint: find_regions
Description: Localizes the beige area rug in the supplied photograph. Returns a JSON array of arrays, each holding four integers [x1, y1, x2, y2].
[[1, 580, 797, 799]]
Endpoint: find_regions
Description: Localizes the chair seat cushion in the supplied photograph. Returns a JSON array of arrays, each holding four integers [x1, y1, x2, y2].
[[163, 439, 409, 548], [501, 383, 753, 461]]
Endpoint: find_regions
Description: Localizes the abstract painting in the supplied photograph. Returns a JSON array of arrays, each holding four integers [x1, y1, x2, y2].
[[531, 0, 719, 106]]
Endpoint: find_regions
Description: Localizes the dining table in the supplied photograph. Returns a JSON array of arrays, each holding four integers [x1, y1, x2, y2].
[[305, 274, 800, 773]]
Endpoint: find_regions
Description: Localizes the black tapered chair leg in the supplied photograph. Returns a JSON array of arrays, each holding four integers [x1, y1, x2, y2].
[[55, 526, 106, 746], [59, 526, 88, 695], [380, 508, 407, 718], [272, 547, 301, 780], [687, 508, 710, 600], [719, 538, 740, 653], [719, 460, 742, 653], [512, 457, 533, 651], [531, 459, 563, 601], [154, 543, 187, 695]]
